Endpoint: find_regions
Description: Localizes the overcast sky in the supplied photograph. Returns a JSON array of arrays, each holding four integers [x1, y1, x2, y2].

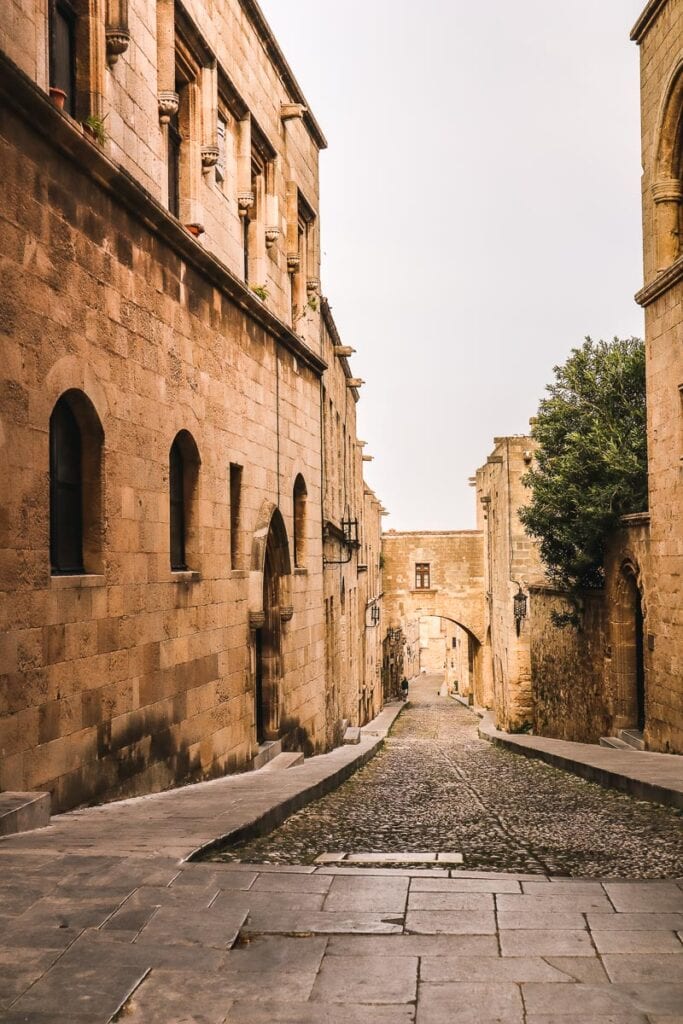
[[261, 0, 647, 530]]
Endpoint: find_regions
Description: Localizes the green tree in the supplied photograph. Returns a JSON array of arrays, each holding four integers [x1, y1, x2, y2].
[[519, 337, 647, 619]]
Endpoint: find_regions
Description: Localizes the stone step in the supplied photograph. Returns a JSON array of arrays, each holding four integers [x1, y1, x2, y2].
[[599, 736, 631, 749], [619, 729, 646, 751], [251, 739, 283, 771], [343, 726, 361, 745], [0, 792, 51, 836], [260, 751, 305, 771]]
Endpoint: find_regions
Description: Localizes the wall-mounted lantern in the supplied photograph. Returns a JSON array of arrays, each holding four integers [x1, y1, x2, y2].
[[341, 513, 359, 548], [513, 585, 528, 637], [371, 604, 380, 626]]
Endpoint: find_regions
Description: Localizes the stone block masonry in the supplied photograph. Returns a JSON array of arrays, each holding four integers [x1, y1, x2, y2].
[[0, 0, 382, 809]]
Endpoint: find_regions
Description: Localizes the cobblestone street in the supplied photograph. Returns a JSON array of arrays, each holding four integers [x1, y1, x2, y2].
[[211, 676, 683, 877]]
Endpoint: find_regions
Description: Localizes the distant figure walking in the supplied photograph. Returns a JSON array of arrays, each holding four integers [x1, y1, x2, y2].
[[400, 677, 409, 701]]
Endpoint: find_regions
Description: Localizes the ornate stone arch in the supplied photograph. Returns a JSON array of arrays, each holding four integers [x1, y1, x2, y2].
[[248, 500, 292, 629], [609, 557, 647, 734], [652, 59, 683, 269]]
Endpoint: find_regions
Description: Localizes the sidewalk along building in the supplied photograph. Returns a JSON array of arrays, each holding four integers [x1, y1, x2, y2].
[[0, 0, 382, 810]]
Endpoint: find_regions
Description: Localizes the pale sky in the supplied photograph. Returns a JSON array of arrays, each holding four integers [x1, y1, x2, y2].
[[260, 0, 647, 530]]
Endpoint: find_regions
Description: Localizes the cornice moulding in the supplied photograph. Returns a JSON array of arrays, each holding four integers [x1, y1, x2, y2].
[[238, 0, 328, 149], [630, 0, 668, 41], [635, 254, 683, 306], [0, 51, 326, 377]]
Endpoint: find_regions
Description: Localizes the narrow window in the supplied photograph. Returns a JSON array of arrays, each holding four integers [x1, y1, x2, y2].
[[216, 115, 227, 186], [230, 462, 242, 570], [293, 474, 307, 568], [50, 396, 84, 574], [167, 107, 181, 218], [415, 562, 430, 590], [49, 0, 77, 116], [170, 438, 186, 570]]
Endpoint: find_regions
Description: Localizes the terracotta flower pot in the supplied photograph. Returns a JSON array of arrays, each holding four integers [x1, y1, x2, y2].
[[49, 87, 67, 110], [185, 223, 205, 238]]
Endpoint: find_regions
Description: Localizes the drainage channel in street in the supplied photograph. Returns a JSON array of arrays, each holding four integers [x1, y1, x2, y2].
[[204, 676, 683, 878]]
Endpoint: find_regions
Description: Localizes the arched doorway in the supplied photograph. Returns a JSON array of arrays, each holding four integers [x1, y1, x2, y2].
[[250, 504, 292, 744], [613, 564, 646, 733]]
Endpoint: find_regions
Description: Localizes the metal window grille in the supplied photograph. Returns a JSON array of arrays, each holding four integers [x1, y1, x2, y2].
[[50, 398, 84, 574]]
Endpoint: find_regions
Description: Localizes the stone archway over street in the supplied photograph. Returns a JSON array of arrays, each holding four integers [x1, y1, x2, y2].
[[382, 530, 488, 703]]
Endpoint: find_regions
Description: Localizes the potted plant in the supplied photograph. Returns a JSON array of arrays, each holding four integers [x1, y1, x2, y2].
[[49, 87, 67, 110], [83, 113, 108, 145], [249, 283, 269, 301]]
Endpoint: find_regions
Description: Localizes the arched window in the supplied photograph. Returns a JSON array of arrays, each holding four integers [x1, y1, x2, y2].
[[50, 396, 83, 573], [49, 390, 104, 576], [169, 430, 200, 572], [293, 474, 307, 568]]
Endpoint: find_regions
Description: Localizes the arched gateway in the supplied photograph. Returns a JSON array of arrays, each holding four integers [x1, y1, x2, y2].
[[249, 502, 292, 743]]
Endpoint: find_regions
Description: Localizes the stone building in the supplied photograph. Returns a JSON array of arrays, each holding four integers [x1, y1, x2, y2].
[[475, 437, 545, 731], [0, 0, 382, 809], [381, 530, 486, 702], [320, 299, 383, 743], [630, 0, 683, 753], [528, 2, 683, 753]]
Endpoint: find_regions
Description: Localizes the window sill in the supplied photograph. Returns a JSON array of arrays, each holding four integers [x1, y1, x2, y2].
[[170, 570, 201, 584], [410, 588, 438, 595], [294, 567, 308, 576], [50, 574, 106, 589]]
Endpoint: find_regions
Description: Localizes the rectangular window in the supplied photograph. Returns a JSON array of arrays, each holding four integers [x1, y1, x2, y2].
[[415, 563, 430, 590], [216, 116, 227, 185], [230, 463, 242, 570], [49, 0, 77, 117]]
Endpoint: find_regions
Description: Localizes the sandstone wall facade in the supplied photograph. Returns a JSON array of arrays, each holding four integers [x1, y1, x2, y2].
[[381, 531, 485, 700], [475, 437, 545, 730], [0, 0, 382, 809], [632, 0, 683, 752]]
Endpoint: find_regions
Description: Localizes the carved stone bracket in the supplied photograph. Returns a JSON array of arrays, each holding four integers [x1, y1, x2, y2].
[[280, 605, 294, 623], [249, 610, 265, 630], [281, 102, 307, 121], [201, 144, 219, 171], [287, 252, 300, 273], [238, 191, 255, 217], [306, 277, 320, 295], [265, 226, 280, 249], [158, 90, 179, 124], [106, 28, 130, 67]]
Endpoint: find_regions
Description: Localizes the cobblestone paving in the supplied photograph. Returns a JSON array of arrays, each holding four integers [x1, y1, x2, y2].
[[210, 677, 683, 877]]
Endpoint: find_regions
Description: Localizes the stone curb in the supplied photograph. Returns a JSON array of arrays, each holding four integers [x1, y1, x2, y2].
[[478, 713, 683, 811], [185, 701, 405, 862]]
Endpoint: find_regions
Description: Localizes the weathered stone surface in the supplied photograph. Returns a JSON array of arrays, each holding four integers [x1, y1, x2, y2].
[[310, 954, 418, 1004]]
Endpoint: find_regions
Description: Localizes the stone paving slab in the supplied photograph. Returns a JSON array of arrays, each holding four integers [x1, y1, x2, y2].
[[0, 692, 682, 1022]]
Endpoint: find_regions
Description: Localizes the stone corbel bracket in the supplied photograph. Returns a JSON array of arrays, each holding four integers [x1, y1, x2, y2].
[[158, 91, 179, 123], [287, 252, 301, 272], [335, 346, 355, 357], [238, 191, 255, 217], [281, 102, 307, 122], [201, 145, 219, 172], [265, 226, 280, 248], [306, 277, 320, 295], [346, 378, 364, 388], [106, 28, 130, 67]]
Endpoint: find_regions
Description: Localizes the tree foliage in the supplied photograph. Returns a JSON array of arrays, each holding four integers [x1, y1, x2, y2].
[[519, 338, 647, 612]]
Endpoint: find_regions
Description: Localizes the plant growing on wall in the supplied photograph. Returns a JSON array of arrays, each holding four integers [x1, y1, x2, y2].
[[519, 337, 647, 625]]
